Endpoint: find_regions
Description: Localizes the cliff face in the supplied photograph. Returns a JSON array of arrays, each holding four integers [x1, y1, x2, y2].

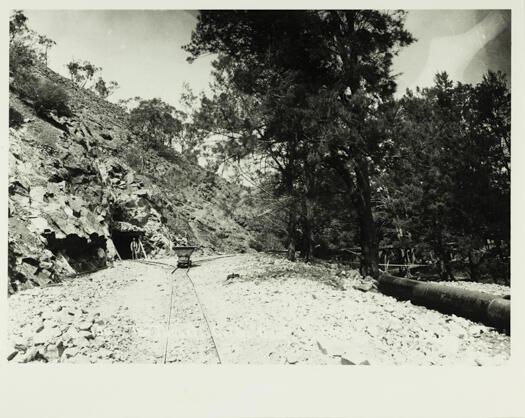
[[8, 67, 255, 294]]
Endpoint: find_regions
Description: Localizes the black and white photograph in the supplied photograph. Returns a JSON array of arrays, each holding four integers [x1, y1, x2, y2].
[[6, 7, 514, 371]]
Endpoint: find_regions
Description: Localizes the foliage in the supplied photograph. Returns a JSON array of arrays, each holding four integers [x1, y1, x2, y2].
[[66, 59, 101, 88], [9, 11, 57, 81], [36, 33, 56, 66], [117, 96, 142, 113], [9, 10, 29, 40], [9, 11, 40, 93], [9, 38, 38, 94], [93, 77, 119, 98], [185, 11, 509, 283], [32, 80, 72, 118], [128, 98, 183, 151], [65, 59, 120, 99], [185, 11, 414, 275], [8, 11, 74, 121], [175, 83, 206, 159], [157, 144, 185, 164], [381, 71, 510, 283]]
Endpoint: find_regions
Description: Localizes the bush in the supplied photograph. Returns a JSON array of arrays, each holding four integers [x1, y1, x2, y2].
[[33, 80, 72, 118], [9, 39, 37, 93], [9, 107, 24, 129]]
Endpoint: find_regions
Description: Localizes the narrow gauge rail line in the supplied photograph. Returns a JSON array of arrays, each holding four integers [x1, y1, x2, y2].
[[184, 268, 222, 364], [136, 259, 222, 364], [163, 265, 179, 363]]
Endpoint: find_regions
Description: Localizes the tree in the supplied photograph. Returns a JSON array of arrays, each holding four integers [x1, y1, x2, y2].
[[308, 11, 414, 277], [36, 34, 56, 66], [66, 59, 101, 88], [383, 71, 510, 283], [173, 83, 206, 158], [191, 62, 321, 261], [9, 10, 39, 92], [128, 98, 183, 151], [66, 59, 120, 99], [184, 11, 414, 275], [450, 71, 510, 282], [94, 77, 119, 98], [380, 75, 459, 280], [10, 10, 29, 41], [10, 11, 57, 76]]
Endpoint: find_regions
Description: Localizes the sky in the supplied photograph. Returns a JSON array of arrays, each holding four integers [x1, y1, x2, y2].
[[23, 9, 511, 106]]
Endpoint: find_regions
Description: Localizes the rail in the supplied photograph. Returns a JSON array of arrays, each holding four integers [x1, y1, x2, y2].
[[136, 258, 223, 364]]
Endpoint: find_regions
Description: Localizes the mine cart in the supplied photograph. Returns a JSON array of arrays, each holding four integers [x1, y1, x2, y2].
[[173, 246, 196, 268]]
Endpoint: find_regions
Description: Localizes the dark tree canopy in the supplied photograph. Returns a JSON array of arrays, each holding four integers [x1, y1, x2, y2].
[[185, 10, 414, 275]]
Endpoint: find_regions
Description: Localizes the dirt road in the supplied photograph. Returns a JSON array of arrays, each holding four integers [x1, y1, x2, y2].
[[8, 254, 510, 365]]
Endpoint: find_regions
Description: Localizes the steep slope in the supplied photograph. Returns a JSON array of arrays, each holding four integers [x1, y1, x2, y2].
[[8, 67, 256, 294]]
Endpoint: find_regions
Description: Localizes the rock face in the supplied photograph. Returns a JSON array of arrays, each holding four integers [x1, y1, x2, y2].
[[8, 67, 255, 294]]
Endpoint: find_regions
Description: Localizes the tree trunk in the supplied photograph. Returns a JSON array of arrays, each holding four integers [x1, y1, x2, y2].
[[436, 234, 454, 281], [332, 155, 379, 278], [287, 202, 297, 262], [469, 250, 481, 282], [353, 156, 379, 278], [303, 196, 314, 262]]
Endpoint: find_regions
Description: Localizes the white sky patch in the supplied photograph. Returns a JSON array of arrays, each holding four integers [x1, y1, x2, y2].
[[23, 10, 510, 107]]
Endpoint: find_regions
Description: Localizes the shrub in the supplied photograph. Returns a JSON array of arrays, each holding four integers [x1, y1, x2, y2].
[[33, 80, 72, 118], [9, 38, 40, 101], [9, 107, 24, 129]]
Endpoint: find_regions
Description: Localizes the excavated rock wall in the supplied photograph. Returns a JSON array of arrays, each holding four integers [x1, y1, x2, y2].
[[8, 67, 254, 294]]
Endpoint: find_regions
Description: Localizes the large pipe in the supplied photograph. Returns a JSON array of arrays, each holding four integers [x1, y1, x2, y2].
[[377, 273, 510, 333]]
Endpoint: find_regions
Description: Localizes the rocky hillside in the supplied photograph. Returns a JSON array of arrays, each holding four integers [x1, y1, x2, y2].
[[8, 67, 258, 294]]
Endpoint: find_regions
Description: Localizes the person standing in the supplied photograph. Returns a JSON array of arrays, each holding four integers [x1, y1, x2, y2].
[[137, 237, 144, 259], [130, 237, 137, 260]]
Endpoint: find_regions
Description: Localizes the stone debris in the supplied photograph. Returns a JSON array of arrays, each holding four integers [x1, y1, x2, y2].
[[8, 254, 510, 365], [8, 263, 142, 363], [225, 273, 240, 283]]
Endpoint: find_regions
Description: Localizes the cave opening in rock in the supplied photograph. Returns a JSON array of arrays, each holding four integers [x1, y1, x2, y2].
[[44, 232, 108, 272], [111, 230, 142, 259]]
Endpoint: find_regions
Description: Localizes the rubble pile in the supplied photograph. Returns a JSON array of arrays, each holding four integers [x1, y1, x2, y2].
[[7, 264, 139, 363]]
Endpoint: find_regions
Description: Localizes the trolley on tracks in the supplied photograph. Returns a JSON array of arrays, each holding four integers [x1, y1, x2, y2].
[[173, 246, 196, 268]]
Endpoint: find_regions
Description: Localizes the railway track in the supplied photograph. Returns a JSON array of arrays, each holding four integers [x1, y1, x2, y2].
[[136, 258, 226, 364]]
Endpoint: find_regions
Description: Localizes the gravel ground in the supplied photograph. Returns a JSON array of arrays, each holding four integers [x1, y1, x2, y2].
[[7, 254, 510, 365]]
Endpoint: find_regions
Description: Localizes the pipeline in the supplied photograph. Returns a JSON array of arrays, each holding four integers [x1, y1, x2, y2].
[[377, 273, 510, 333]]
